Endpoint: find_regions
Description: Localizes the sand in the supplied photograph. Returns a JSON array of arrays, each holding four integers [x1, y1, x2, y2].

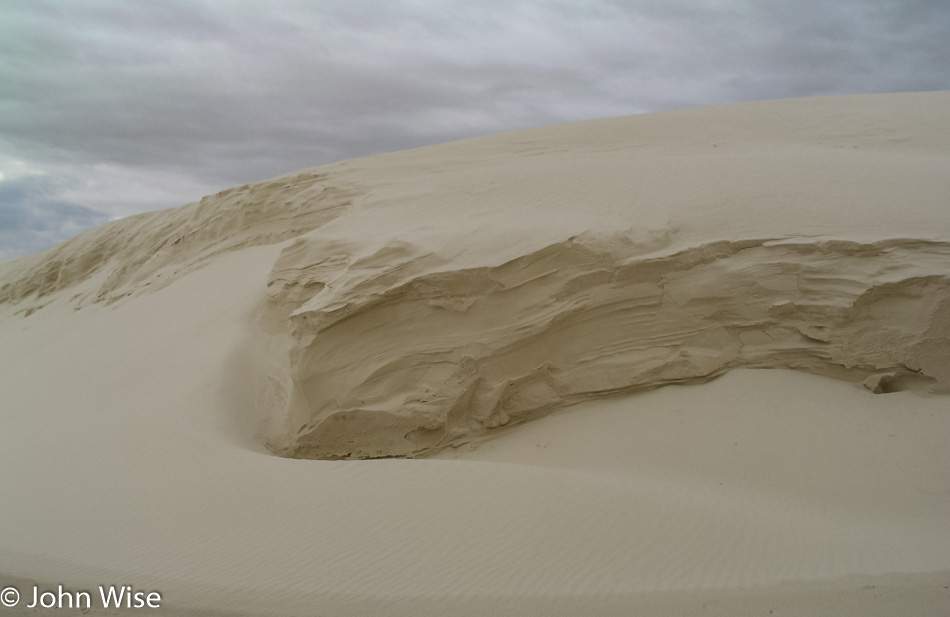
[[1, 91, 949, 615]]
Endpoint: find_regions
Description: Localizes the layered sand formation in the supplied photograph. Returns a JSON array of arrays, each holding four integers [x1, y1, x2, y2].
[[3, 91, 947, 459], [261, 234, 950, 458]]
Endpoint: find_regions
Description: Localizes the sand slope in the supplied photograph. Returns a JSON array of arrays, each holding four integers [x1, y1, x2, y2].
[[3, 91, 950, 459], [1, 92, 949, 615]]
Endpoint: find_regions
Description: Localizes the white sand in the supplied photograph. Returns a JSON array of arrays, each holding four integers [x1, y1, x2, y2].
[[1, 92, 949, 615]]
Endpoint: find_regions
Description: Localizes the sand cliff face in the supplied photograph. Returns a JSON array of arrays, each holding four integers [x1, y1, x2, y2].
[[2, 92, 949, 459], [260, 234, 950, 458]]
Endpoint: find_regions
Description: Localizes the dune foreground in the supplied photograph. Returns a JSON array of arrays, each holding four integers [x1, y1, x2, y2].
[[1, 92, 950, 615]]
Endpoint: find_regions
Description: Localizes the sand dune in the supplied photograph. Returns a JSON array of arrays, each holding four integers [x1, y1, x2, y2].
[[1, 92, 949, 615]]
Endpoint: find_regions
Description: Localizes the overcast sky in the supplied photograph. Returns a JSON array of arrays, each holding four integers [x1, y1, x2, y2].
[[1, 0, 948, 260]]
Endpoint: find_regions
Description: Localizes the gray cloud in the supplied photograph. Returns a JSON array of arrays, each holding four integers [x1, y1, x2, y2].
[[0, 174, 110, 260], [1, 0, 948, 260]]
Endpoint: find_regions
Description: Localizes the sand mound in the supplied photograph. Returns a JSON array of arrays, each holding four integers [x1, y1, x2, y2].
[[1, 92, 949, 615], [6, 91, 948, 458]]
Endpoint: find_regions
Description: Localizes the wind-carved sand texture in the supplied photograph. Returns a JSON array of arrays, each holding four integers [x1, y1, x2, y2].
[[2, 91, 949, 461], [261, 235, 950, 458]]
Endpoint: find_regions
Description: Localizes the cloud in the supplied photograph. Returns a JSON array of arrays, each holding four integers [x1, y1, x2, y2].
[[0, 174, 110, 261], [0, 0, 948, 259]]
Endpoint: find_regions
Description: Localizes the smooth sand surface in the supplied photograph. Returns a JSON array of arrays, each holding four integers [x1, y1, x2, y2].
[[1, 92, 949, 615]]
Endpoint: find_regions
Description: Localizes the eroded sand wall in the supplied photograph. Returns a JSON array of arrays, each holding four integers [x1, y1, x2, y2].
[[260, 234, 950, 458]]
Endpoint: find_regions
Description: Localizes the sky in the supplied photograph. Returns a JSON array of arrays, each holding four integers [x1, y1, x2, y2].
[[1, 0, 948, 260]]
